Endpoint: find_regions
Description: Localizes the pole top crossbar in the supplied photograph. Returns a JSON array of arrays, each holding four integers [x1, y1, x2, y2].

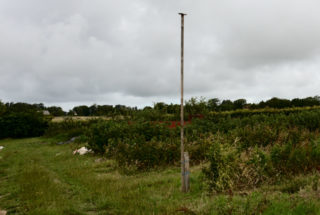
[[178, 13, 187, 16]]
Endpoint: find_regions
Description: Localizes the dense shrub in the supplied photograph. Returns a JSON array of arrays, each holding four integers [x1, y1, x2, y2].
[[0, 112, 49, 138], [44, 118, 98, 140], [203, 134, 320, 193], [270, 140, 320, 174], [112, 138, 179, 169], [207, 106, 320, 119], [200, 108, 320, 192], [84, 106, 320, 181], [185, 135, 212, 163], [86, 120, 129, 153], [202, 136, 241, 192], [235, 124, 278, 148], [86, 120, 180, 169], [289, 110, 320, 131]]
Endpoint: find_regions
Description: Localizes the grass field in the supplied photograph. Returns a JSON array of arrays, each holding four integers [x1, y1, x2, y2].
[[0, 138, 319, 214], [51, 116, 112, 122]]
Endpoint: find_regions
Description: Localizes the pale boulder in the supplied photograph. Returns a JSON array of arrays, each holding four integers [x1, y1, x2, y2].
[[73, 147, 92, 155]]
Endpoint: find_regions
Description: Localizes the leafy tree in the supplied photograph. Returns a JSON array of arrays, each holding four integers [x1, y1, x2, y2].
[[291, 96, 320, 108], [47, 106, 65, 116], [301, 97, 320, 107], [185, 97, 208, 116], [154, 102, 168, 114], [207, 98, 220, 111], [258, 101, 266, 109], [6, 102, 39, 113], [114, 105, 127, 115], [167, 103, 180, 115], [233, 99, 247, 110], [89, 104, 98, 116], [33, 103, 45, 110], [0, 112, 49, 138], [143, 106, 152, 111], [0, 100, 6, 116], [73, 105, 90, 116], [219, 100, 234, 111], [95, 105, 114, 116], [265, 97, 291, 109], [291, 98, 303, 107], [67, 110, 76, 116]]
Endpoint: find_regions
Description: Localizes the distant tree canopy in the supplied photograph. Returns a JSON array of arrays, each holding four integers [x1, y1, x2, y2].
[[0, 101, 49, 138], [1, 96, 320, 119], [0, 100, 6, 116], [91, 105, 113, 116], [182, 96, 320, 116], [69, 104, 137, 117], [47, 106, 65, 116], [219, 100, 234, 111], [291, 96, 320, 107], [233, 99, 247, 110], [4, 102, 44, 113], [265, 97, 291, 109], [73, 105, 90, 116], [207, 98, 220, 111], [54, 95, 320, 117]]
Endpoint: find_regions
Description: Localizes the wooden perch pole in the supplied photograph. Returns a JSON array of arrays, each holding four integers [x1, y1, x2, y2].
[[179, 12, 188, 193]]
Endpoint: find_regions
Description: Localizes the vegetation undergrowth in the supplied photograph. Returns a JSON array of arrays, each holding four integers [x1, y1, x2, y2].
[[2, 99, 320, 213], [0, 138, 320, 214]]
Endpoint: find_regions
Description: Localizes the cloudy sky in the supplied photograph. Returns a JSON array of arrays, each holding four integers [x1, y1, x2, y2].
[[1, 0, 320, 110]]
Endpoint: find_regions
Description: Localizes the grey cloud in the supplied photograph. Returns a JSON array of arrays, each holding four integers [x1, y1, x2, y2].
[[1, 0, 320, 110]]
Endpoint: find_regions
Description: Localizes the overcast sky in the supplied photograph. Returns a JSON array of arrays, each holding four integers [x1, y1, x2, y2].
[[1, 0, 320, 110]]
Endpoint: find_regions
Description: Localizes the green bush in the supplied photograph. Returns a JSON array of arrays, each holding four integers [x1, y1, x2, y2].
[[0, 112, 49, 138], [113, 137, 179, 169], [235, 124, 278, 148], [202, 135, 241, 192], [86, 120, 129, 154], [203, 136, 320, 192], [185, 134, 212, 163], [44, 118, 98, 140], [270, 140, 320, 174], [86, 120, 180, 169], [85, 107, 320, 176]]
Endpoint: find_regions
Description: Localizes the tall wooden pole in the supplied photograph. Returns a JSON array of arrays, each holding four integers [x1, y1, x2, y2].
[[179, 12, 187, 193]]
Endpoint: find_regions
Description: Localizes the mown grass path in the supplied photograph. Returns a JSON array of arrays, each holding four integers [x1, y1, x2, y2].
[[0, 138, 319, 214]]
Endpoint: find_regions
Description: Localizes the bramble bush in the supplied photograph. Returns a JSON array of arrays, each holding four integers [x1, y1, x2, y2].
[[200, 109, 320, 192], [86, 120, 129, 154], [84, 106, 320, 188], [202, 132, 320, 193], [202, 135, 241, 192], [86, 120, 180, 169], [112, 137, 179, 169]]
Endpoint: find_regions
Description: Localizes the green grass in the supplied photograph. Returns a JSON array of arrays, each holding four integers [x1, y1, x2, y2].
[[0, 138, 319, 214]]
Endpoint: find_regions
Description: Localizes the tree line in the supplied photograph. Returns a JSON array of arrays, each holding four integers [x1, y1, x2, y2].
[[1, 96, 320, 117], [153, 96, 320, 116], [0, 102, 137, 117]]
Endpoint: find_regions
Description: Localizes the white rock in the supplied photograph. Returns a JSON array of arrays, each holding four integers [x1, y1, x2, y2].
[[0, 146, 4, 151], [73, 147, 92, 155]]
